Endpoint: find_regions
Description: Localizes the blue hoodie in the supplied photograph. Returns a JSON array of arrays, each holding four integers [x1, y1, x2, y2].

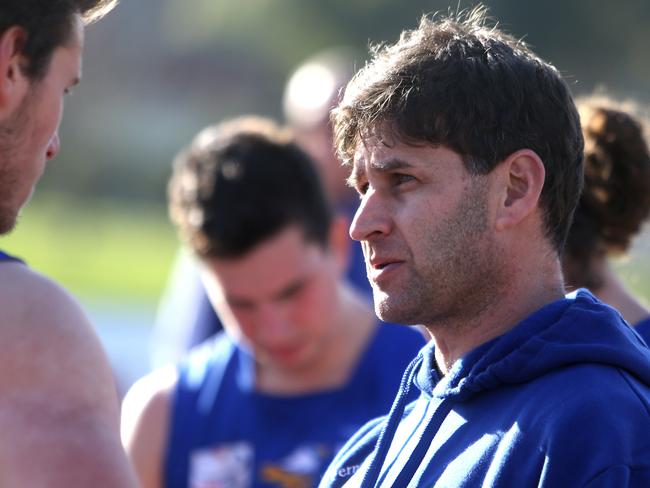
[[320, 290, 650, 487], [636, 316, 650, 344]]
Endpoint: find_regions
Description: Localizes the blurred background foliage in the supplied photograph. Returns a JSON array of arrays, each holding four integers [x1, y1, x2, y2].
[[1, 0, 649, 342], [28, 0, 650, 210]]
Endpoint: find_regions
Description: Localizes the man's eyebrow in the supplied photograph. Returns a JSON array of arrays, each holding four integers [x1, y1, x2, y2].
[[272, 278, 306, 301], [225, 294, 254, 308], [347, 158, 415, 188], [369, 158, 414, 172]]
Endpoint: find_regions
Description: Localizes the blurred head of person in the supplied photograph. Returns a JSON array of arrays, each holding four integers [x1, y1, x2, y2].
[[563, 96, 650, 291], [283, 48, 359, 207], [0, 0, 118, 233], [168, 116, 352, 381]]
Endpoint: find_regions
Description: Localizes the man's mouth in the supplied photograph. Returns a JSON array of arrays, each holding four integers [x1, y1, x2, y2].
[[368, 256, 405, 284], [369, 255, 403, 270]]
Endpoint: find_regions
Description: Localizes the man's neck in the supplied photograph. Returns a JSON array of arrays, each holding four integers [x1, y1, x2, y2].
[[426, 264, 565, 375]]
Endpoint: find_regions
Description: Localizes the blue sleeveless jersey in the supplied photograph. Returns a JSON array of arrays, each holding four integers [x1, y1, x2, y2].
[[0, 250, 23, 264], [164, 323, 425, 488]]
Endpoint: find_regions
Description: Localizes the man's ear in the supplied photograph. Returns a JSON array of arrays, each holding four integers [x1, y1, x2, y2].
[[0, 26, 29, 115], [327, 214, 352, 276], [494, 149, 546, 232]]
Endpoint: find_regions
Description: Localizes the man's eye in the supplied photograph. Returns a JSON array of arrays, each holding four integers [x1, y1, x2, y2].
[[277, 282, 304, 301], [393, 173, 415, 185], [228, 300, 254, 311]]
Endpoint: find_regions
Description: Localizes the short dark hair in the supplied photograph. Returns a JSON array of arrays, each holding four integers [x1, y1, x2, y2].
[[564, 96, 650, 289], [0, 0, 118, 80], [168, 116, 333, 259], [333, 6, 584, 253]]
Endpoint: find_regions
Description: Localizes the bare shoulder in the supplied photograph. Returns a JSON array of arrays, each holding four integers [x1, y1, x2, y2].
[[0, 262, 137, 486], [0, 262, 113, 401], [122, 365, 178, 488], [122, 364, 178, 444]]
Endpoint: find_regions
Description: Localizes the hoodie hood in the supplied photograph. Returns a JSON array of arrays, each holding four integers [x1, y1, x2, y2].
[[415, 289, 650, 402], [322, 289, 650, 488]]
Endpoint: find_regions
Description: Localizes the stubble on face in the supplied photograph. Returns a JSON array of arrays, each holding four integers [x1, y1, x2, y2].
[[0, 19, 83, 235], [375, 175, 504, 330], [0, 92, 33, 234]]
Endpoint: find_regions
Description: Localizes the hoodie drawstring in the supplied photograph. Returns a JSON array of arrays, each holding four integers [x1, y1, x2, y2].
[[361, 354, 423, 487], [388, 397, 455, 485]]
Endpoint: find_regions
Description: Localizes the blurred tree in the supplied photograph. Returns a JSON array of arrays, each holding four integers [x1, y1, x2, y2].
[[34, 0, 650, 205]]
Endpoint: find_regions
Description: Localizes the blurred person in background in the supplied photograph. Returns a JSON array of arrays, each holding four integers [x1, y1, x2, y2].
[[0, 1, 137, 486], [121, 116, 424, 488], [283, 47, 369, 296], [151, 48, 370, 369], [563, 95, 650, 337]]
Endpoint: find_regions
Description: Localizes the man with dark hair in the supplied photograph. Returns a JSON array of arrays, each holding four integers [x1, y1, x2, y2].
[[121, 116, 424, 488], [0, 1, 137, 486], [319, 7, 650, 487]]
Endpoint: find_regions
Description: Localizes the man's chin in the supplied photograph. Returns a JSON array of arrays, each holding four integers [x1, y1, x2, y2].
[[0, 215, 18, 236], [0, 202, 23, 236], [374, 296, 418, 326], [375, 300, 406, 324]]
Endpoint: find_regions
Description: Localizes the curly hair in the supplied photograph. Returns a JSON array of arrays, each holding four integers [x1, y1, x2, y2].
[[0, 0, 118, 79], [332, 6, 583, 253], [563, 96, 650, 289]]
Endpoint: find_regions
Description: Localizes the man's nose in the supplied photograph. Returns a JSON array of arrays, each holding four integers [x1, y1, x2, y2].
[[46, 132, 60, 161], [349, 189, 391, 242], [256, 303, 292, 341]]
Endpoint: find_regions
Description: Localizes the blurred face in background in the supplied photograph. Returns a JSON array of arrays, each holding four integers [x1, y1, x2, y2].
[[0, 16, 83, 234], [202, 225, 346, 382]]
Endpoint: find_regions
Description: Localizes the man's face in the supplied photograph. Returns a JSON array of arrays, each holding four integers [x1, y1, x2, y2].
[[349, 137, 503, 327], [202, 226, 342, 377], [0, 16, 84, 233]]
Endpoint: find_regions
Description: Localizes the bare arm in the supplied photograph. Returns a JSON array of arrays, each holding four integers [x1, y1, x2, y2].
[[121, 364, 176, 488], [0, 263, 137, 487]]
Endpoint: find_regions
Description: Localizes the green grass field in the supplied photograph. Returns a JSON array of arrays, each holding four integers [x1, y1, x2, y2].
[[0, 194, 178, 303]]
